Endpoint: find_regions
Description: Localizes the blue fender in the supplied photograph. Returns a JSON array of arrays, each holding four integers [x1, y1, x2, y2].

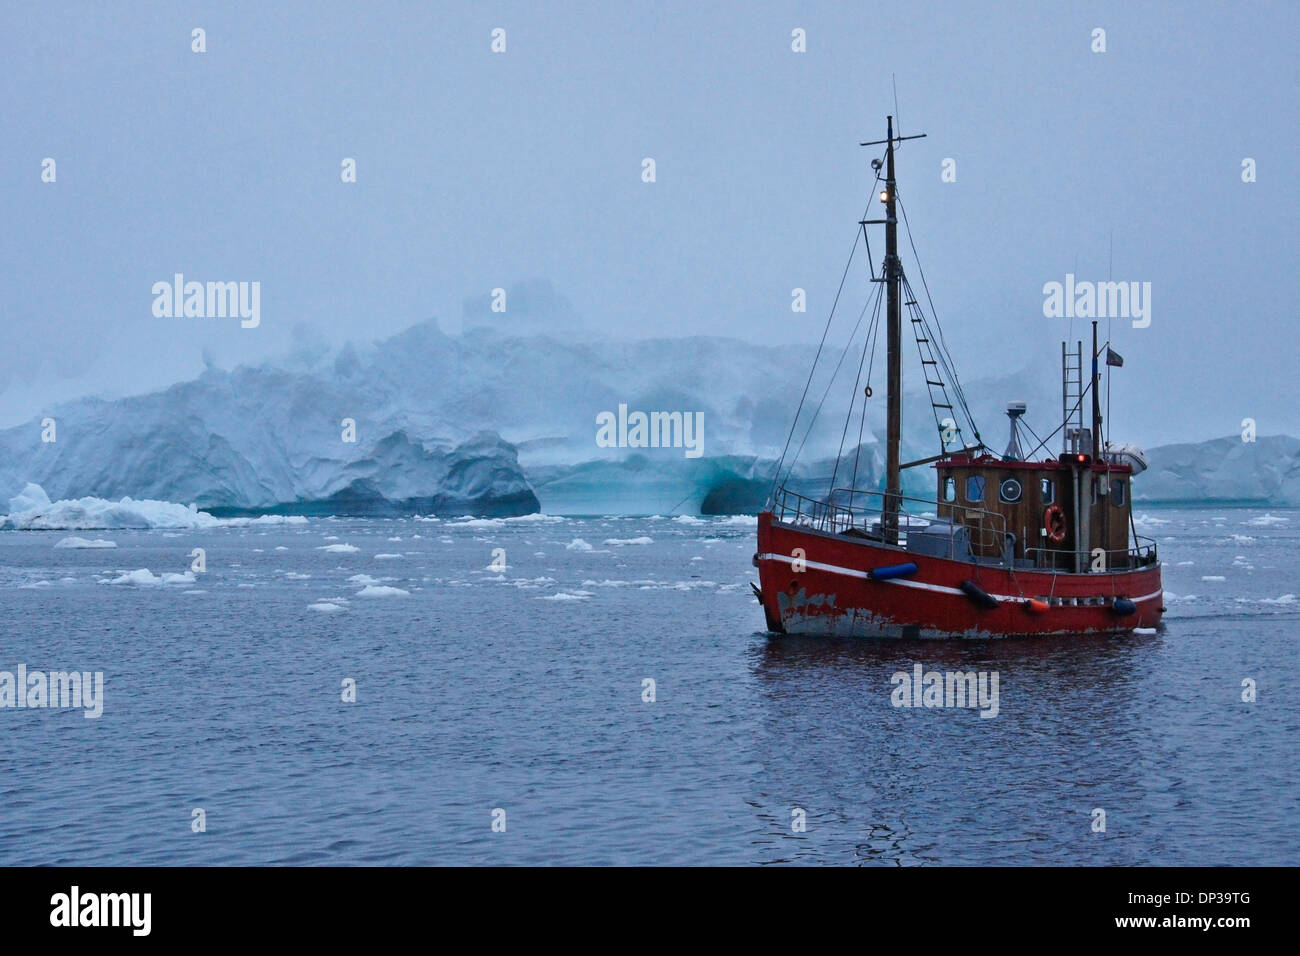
[[869, 562, 919, 580]]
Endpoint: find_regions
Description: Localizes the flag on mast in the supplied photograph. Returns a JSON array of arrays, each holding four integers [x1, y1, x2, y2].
[[1106, 347, 1124, 367]]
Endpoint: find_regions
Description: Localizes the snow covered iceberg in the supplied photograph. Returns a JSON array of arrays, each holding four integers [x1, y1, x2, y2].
[[2, 483, 221, 530]]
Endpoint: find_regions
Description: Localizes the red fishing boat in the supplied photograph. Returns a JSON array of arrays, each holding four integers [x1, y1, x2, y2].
[[754, 116, 1162, 638]]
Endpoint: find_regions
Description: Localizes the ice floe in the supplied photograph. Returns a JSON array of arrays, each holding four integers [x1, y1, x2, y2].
[[355, 584, 409, 597], [109, 568, 197, 586], [54, 536, 117, 549]]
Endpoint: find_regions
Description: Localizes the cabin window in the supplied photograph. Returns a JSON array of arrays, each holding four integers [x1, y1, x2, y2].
[[965, 475, 985, 502], [1040, 477, 1054, 504], [999, 478, 1023, 503], [942, 476, 956, 502], [1111, 478, 1126, 505]]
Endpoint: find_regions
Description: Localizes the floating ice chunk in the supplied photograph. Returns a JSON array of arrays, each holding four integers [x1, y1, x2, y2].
[[673, 515, 705, 525], [374, 553, 402, 560], [540, 591, 591, 601], [109, 568, 197, 586], [603, 537, 653, 546], [1132, 513, 1170, 529], [1134, 627, 1158, 635], [8, 483, 51, 514], [1200, 575, 1226, 582], [221, 515, 308, 526], [54, 536, 117, 549], [4, 483, 220, 530], [566, 538, 593, 551], [1261, 594, 1296, 604], [1247, 513, 1289, 526], [348, 574, 382, 586], [355, 584, 409, 597], [317, 544, 360, 553], [308, 601, 345, 612]]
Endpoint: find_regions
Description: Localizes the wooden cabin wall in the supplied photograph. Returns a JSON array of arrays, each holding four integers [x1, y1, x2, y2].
[[1090, 472, 1132, 567], [936, 465, 1134, 567], [936, 465, 1061, 560]]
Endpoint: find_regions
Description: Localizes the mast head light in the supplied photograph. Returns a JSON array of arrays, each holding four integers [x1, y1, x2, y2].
[[879, 189, 889, 203], [871, 158, 883, 172]]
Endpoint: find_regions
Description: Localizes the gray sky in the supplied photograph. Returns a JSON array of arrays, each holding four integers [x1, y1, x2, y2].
[[2, 0, 1296, 446]]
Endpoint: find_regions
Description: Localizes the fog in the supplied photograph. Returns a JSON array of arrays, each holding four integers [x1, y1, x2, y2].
[[2, 1, 1295, 447]]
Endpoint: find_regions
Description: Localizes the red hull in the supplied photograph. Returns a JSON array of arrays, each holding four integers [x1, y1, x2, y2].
[[755, 512, 1163, 638]]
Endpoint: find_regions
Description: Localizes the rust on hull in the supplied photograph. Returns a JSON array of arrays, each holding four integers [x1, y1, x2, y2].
[[755, 512, 1163, 639]]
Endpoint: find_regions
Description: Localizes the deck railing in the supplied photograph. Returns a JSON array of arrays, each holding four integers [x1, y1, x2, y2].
[[771, 485, 1009, 558], [771, 486, 1157, 571], [1024, 537, 1159, 571]]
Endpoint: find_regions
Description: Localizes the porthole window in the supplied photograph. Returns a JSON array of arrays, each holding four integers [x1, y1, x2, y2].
[[1111, 478, 1126, 505], [965, 475, 985, 502], [999, 478, 1023, 503], [942, 476, 956, 502], [1040, 477, 1055, 504]]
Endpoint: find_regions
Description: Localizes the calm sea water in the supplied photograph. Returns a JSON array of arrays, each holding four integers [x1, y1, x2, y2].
[[1, 508, 1296, 865]]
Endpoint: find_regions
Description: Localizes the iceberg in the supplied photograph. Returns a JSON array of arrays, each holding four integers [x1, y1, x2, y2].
[[4, 484, 221, 530], [2, 312, 1296, 516]]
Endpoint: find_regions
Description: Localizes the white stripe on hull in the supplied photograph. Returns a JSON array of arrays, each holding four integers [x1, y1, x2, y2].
[[757, 552, 1162, 609]]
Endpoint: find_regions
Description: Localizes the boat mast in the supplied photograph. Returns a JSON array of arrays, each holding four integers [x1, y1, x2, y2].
[[1091, 320, 1101, 460], [883, 117, 903, 544], [861, 115, 924, 544]]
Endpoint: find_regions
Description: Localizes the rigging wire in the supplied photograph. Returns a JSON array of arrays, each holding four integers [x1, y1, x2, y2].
[[766, 203, 872, 501], [848, 285, 885, 494], [830, 281, 886, 494], [895, 191, 983, 447], [778, 284, 880, 491], [770, 159, 889, 496], [1021, 378, 1095, 461]]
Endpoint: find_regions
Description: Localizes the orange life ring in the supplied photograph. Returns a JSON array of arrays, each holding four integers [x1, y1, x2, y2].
[[1044, 504, 1067, 544]]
